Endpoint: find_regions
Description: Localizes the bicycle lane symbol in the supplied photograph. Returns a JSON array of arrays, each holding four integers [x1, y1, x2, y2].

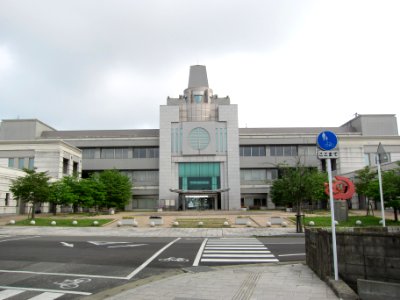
[[54, 278, 92, 289]]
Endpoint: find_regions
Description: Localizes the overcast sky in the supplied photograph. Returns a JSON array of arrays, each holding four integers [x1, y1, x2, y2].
[[1, 0, 399, 131]]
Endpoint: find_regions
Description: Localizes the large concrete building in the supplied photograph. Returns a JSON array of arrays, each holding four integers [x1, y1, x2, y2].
[[1, 65, 400, 214]]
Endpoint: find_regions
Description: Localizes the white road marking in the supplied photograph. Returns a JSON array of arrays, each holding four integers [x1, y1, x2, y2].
[[0, 269, 126, 280], [202, 254, 276, 258], [199, 238, 280, 264], [207, 241, 263, 244], [60, 242, 74, 248], [0, 286, 91, 296], [193, 238, 208, 266], [0, 236, 40, 243], [201, 258, 279, 262], [88, 241, 129, 246], [125, 237, 181, 280], [204, 247, 266, 250], [0, 289, 24, 299], [29, 292, 65, 300], [278, 253, 306, 257], [261, 242, 305, 245], [204, 250, 271, 253], [107, 244, 147, 249]]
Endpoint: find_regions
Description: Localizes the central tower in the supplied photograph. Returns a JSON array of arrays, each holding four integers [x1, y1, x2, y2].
[[159, 65, 240, 210]]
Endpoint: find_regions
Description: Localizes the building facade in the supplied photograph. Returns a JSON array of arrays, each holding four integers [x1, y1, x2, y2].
[[0, 119, 82, 214], [1, 65, 400, 213]]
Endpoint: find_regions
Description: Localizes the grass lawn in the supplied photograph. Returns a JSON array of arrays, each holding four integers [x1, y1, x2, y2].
[[175, 218, 230, 228], [10, 218, 113, 227], [299, 215, 399, 227]]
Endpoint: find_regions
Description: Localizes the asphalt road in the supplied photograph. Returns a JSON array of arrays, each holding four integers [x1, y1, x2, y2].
[[0, 235, 304, 299]]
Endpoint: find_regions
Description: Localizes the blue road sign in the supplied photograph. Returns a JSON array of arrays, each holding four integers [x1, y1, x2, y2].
[[317, 131, 338, 151]]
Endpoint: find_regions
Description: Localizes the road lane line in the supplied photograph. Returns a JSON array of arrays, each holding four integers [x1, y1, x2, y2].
[[29, 292, 64, 300], [125, 237, 181, 280], [278, 253, 306, 257], [193, 238, 208, 267], [0, 286, 91, 296], [0, 270, 126, 280], [0, 236, 40, 243], [0, 289, 24, 299]]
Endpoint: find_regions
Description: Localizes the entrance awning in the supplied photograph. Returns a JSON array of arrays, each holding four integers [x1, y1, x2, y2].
[[169, 188, 230, 194]]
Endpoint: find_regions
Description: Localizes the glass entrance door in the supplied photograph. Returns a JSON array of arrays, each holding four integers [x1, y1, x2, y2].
[[185, 196, 215, 210]]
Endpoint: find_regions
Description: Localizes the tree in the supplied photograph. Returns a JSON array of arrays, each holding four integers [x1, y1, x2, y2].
[[10, 169, 50, 219], [60, 175, 81, 213], [48, 177, 78, 215], [368, 169, 400, 222], [83, 175, 107, 212], [97, 170, 132, 210], [271, 163, 327, 232], [354, 166, 376, 215]]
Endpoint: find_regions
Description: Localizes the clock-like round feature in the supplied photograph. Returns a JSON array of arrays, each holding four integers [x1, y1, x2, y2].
[[189, 127, 210, 150]]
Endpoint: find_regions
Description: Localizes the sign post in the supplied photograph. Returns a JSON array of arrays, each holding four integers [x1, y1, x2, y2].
[[317, 131, 339, 281], [377, 143, 387, 227]]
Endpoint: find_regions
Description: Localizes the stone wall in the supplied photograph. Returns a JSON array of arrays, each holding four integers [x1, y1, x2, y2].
[[305, 227, 400, 291]]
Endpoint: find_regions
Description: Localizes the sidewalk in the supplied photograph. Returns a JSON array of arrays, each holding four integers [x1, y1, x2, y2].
[[100, 263, 338, 300], [0, 225, 302, 237]]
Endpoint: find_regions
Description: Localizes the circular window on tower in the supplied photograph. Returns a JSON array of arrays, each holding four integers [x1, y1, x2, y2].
[[189, 127, 210, 150]]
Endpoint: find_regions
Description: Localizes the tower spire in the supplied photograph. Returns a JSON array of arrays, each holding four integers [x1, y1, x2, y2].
[[188, 65, 209, 88]]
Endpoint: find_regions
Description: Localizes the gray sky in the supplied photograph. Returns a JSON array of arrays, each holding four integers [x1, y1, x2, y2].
[[1, 0, 399, 130]]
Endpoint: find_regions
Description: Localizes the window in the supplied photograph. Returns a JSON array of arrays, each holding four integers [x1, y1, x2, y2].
[[240, 146, 266, 156], [5, 193, 10, 206], [364, 154, 370, 166], [18, 158, 25, 169], [82, 148, 96, 159], [132, 170, 159, 183], [133, 148, 146, 158], [73, 162, 79, 175], [267, 169, 278, 180], [189, 127, 210, 150], [63, 158, 69, 174], [270, 145, 298, 156], [179, 162, 220, 190], [133, 147, 159, 159], [115, 148, 129, 159], [101, 148, 115, 159], [194, 95, 203, 103], [8, 158, 14, 168], [120, 170, 159, 185], [148, 148, 159, 158], [28, 157, 34, 170], [240, 169, 267, 182]]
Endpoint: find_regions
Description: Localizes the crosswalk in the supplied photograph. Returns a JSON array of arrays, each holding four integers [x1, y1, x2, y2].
[[199, 237, 279, 264]]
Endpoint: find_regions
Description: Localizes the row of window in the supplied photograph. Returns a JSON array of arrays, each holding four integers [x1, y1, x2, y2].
[[8, 157, 34, 170], [240, 145, 298, 157], [240, 169, 278, 182], [82, 147, 159, 159], [83, 145, 303, 159], [120, 170, 159, 184]]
